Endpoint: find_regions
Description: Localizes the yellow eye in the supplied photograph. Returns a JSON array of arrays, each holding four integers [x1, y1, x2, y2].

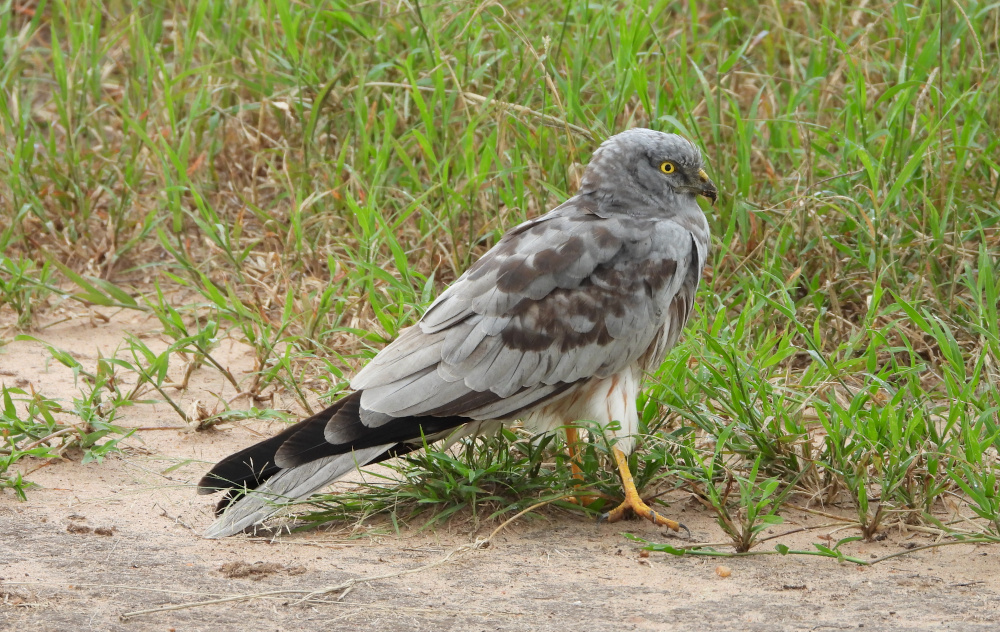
[[659, 161, 675, 174]]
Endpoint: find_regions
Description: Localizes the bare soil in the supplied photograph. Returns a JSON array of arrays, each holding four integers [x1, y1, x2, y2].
[[2, 312, 999, 631]]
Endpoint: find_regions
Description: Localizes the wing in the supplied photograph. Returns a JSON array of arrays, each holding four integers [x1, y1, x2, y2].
[[352, 197, 703, 423]]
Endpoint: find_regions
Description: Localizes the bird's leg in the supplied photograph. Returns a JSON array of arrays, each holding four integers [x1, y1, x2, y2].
[[601, 447, 682, 531], [565, 425, 584, 481], [564, 425, 599, 506]]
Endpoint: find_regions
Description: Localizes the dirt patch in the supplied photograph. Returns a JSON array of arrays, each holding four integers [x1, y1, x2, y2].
[[219, 561, 307, 580], [2, 313, 999, 631]]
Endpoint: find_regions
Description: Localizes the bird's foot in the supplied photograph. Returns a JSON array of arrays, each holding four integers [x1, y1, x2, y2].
[[599, 494, 685, 533], [601, 446, 687, 534], [566, 492, 603, 507]]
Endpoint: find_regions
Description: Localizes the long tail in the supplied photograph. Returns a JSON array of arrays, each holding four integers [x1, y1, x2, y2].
[[198, 391, 465, 538], [201, 445, 394, 538]]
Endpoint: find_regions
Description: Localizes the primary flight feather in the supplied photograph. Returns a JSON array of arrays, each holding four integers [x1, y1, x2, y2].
[[199, 128, 716, 538]]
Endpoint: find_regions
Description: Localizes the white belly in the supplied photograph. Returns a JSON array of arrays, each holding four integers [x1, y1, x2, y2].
[[520, 364, 643, 454]]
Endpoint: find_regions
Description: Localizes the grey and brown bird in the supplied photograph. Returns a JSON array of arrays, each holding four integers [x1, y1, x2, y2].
[[198, 128, 717, 538]]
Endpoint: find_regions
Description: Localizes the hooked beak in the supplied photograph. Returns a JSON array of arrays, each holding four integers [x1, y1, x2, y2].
[[697, 169, 718, 205]]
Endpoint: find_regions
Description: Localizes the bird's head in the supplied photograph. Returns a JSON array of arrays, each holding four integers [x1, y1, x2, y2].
[[580, 128, 718, 214]]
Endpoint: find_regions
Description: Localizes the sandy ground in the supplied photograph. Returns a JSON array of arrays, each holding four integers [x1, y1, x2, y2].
[[2, 311, 999, 631]]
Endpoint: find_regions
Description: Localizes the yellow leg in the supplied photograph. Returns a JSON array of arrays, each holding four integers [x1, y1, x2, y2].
[[601, 447, 683, 532], [565, 426, 583, 482], [564, 425, 600, 506]]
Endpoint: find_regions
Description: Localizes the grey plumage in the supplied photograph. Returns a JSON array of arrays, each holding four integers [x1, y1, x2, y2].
[[199, 128, 716, 537]]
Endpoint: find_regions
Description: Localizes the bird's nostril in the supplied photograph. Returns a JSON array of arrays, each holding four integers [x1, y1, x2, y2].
[[697, 169, 709, 182]]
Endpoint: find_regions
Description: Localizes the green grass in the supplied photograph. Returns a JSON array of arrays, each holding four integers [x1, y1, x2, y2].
[[1, 0, 998, 553]]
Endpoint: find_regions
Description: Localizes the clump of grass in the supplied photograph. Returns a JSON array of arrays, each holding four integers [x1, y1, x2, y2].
[[0, 377, 131, 498], [0, 255, 53, 328], [300, 426, 618, 532]]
